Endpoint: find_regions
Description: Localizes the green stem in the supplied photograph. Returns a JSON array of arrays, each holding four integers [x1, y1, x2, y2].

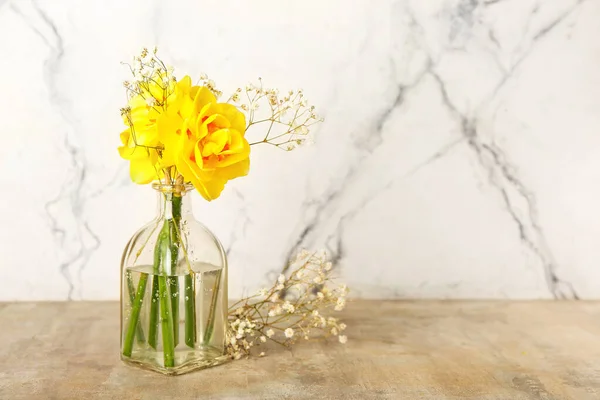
[[122, 272, 149, 357], [171, 195, 196, 349], [148, 275, 159, 349], [169, 261, 179, 347], [126, 272, 146, 343], [170, 195, 182, 347], [155, 220, 175, 367], [158, 274, 175, 367], [185, 273, 196, 347], [202, 269, 222, 345]]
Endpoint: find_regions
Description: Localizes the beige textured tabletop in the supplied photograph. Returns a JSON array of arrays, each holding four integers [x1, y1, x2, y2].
[[1, 301, 599, 399]]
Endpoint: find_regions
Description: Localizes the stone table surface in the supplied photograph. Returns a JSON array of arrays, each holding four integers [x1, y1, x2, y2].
[[1, 301, 599, 399]]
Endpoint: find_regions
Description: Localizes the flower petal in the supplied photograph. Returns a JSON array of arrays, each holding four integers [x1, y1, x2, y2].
[[212, 103, 246, 134], [129, 153, 158, 184], [201, 129, 230, 157], [193, 87, 217, 114]]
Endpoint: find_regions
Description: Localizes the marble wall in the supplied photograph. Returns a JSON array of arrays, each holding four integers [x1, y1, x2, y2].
[[1, 0, 599, 300]]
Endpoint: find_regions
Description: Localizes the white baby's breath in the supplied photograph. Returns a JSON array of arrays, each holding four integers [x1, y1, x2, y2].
[[334, 298, 346, 311], [225, 249, 348, 360], [232, 79, 322, 152], [282, 301, 295, 313]]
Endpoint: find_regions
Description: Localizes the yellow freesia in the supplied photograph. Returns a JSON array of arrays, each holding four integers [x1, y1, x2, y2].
[[118, 88, 162, 184], [118, 129, 161, 184]]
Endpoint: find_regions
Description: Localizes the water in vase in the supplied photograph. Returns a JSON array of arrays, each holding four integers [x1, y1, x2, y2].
[[121, 262, 227, 374]]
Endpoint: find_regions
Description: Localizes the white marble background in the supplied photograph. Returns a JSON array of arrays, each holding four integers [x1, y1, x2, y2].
[[1, 0, 599, 300]]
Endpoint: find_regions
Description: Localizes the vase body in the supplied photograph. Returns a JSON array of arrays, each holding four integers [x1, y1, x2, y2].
[[120, 183, 228, 375]]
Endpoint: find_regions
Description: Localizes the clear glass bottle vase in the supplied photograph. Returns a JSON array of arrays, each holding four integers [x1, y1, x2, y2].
[[120, 182, 228, 375]]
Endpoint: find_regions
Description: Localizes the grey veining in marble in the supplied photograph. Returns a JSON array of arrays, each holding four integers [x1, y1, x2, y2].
[[0, 0, 598, 300]]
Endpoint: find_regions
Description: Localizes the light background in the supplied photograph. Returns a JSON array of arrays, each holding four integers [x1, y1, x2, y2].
[[1, 0, 599, 300]]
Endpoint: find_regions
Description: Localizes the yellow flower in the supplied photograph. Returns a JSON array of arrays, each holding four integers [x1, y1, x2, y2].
[[119, 69, 250, 199], [118, 128, 161, 184], [155, 76, 197, 168], [118, 72, 172, 184], [118, 90, 162, 183], [157, 76, 250, 200]]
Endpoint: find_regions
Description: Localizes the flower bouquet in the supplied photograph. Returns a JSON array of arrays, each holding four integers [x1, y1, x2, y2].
[[118, 48, 345, 375]]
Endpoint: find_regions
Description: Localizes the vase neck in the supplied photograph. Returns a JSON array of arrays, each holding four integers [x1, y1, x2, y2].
[[153, 183, 193, 220]]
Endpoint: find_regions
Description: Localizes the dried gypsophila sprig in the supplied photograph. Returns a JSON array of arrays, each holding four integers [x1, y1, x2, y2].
[[228, 78, 323, 151], [121, 47, 173, 107], [119, 48, 225, 154], [122, 48, 223, 102], [120, 47, 322, 165], [226, 249, 348, 360]]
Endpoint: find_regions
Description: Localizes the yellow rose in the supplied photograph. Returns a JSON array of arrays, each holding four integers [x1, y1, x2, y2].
[[157, 76, 250, 200]]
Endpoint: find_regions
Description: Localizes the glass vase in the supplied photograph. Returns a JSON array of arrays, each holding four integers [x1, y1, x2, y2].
[[120, 182, 229, 375]]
